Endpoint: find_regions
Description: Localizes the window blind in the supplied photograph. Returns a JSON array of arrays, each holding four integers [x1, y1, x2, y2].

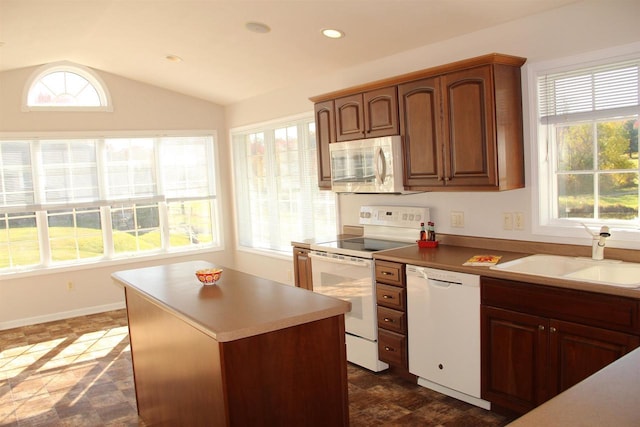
[[0, 142, 34, 209], [0, 136, 216, 212], [538, 59, 640, 123], [232, 117, 336, 253]]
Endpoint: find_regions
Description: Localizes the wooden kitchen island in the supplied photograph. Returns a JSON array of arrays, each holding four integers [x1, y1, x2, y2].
[[112, 260, 351, 426]]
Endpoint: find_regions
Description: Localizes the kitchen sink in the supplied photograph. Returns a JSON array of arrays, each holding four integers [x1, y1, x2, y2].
[[490, 254, 640, 288]]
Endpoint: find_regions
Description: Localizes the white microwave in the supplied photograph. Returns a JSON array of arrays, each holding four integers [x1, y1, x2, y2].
[[329, 136, 405, 193]]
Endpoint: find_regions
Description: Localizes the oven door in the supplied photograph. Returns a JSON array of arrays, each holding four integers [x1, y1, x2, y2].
[[309, 251, 377, 341]]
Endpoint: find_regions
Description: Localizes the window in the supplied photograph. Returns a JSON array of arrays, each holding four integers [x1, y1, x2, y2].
[[0, 134, 220, 272], [533, 49, 640, 241], [23, 61, 112, 111], [232, 115, 336, 254]]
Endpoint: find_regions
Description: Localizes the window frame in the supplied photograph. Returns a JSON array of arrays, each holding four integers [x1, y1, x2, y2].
[[230, 113, 337, 258], [22, 61, 113, 112], [0, 130, 223, 276], [526, 42, 640, 247]]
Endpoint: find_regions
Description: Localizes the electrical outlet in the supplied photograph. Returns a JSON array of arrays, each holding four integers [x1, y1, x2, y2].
[[67, 281, 74, 291], [514, 212, 524, 230], [450, 211, 464, 228], [502, 213, 513, 230]]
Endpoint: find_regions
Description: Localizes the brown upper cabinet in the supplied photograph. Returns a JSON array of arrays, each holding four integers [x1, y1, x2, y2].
[[335, 87, 399, 141], [311, 53, 527, 192], [314, 100, 335, 189], [400, 63, 524, 191]]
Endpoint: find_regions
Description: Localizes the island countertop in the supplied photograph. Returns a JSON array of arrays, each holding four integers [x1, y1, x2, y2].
[[112, 260, 351, 342]]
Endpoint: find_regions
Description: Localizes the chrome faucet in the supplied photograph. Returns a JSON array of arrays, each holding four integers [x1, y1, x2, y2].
[[582, 224, 611, 260]]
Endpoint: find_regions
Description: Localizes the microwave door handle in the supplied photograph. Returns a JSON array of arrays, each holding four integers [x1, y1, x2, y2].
[[375, 147, 387, 184]]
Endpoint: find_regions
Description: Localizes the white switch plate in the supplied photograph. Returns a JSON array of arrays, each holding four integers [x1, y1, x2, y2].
[[450, 211, 464, 228], [514, 212, 524, 230], [502, 213, 513, 230]]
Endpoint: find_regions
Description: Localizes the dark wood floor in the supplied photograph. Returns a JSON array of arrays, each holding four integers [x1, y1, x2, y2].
[[0, 310, 513, 426]]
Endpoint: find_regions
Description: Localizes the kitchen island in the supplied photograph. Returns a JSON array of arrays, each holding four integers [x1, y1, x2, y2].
[[112, 260, 351, 426]]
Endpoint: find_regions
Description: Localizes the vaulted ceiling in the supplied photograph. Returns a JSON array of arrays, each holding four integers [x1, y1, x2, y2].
[[0, 0, 577, 105]]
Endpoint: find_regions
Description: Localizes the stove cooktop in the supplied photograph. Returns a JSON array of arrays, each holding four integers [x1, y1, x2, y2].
[[312, 237, 413, 258]]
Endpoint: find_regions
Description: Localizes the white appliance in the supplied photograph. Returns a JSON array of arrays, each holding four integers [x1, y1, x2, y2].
[[310, 205, 430, 372], [329, 136, 405, 193], [406, 265, 491, 410]]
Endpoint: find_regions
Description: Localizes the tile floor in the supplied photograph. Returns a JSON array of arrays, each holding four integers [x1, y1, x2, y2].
[[0, 310, 513, 426]]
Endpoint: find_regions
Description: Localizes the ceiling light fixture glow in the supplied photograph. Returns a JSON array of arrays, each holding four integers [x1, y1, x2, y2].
[[322, 29, 344, 39], [246, 22, 271, 34], [165, 54, 183, 63]]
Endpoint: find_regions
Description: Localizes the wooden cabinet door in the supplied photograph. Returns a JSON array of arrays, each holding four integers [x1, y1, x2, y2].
[[335, 94, 364, 141], [314, 101, 334, 189], [548, 319, 640, 396], [398, 77, 443, 188], [481, 306, 548, 414], [364, 86, 399, 138], [293, 246, 313, 290], [441, 66, 497, 188]]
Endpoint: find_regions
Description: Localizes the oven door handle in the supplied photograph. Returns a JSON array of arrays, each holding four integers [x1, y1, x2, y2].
[[309, 252, 371, 267]]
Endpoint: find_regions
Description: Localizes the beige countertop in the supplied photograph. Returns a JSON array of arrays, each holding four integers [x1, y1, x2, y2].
[[507, 347, 640, 426], [112, 260, 351, 342], [373, 243, 640, 299]]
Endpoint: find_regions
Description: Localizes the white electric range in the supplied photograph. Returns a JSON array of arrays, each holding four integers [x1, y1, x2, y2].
[[309, 205, 430, 371]]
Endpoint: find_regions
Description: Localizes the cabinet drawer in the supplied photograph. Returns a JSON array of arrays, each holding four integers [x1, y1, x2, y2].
[[375, 261, 404, 287], [378, 329, 407, 367], [482, 277, 640, 334], [377, 306, 406, 334], [376, 283, 405, 310]]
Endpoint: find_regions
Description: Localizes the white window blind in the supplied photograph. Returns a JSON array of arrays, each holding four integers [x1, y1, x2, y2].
[[538, 59, 640, 123], [160, 137, 215, 200], [105, 138, 157, 201], [39, 139, 100, 206], [0, 142, 34, 209], [232, 116, 336, 253]]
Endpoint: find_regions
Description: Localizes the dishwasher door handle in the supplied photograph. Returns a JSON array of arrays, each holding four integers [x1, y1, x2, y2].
[[427, 278, 460, 288]]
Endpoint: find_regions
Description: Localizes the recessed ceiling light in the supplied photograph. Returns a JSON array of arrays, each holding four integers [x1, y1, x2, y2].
[[165, 54, 183, 63], [322, 29, 344, 39], [246, 22, 271, 34]]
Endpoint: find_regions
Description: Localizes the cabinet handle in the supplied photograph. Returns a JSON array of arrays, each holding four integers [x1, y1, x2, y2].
[[382, 271, 392, 276], [384, 346, 395, 352], [383, 318, 394, 323], [382, 295, 393, 299], [538, 325, 545, 331], [550, 327, 557, 333]]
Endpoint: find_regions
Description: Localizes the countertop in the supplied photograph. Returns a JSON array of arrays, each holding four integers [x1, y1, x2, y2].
[[112, 260, 351, 342], [507, 347, 640, 426], [373, 243, 640, 299]]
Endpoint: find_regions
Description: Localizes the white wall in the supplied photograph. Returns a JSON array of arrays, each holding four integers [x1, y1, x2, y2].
[[228, 0, 640, 282], [0, 67, 235, 329]]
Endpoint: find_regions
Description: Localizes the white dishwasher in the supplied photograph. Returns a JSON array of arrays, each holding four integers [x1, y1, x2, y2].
[[406, 265, 490, 410]]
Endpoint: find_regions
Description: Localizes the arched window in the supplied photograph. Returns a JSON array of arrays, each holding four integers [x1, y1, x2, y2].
[[23, 61, 112, 111]]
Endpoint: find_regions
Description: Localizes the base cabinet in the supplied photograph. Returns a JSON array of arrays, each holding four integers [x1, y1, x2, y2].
[[293, 245, 313, 290], [375, 260, 408, 369], [481, 277, 640, 415]]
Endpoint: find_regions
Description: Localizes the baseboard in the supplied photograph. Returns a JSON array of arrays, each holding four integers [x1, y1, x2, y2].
[[0, 302, 127, 331]]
